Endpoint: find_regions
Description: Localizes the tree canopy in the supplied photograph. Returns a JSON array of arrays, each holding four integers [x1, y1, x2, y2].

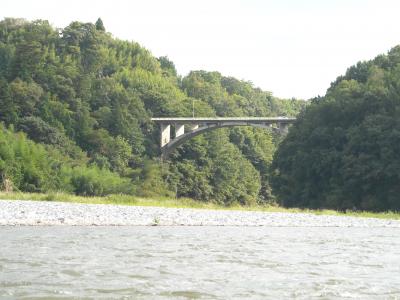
[[0, 18, 306, 204], [271, 46, 400, 212]]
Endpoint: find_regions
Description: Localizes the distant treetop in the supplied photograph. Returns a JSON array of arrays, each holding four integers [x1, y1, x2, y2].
[[95, 18, 105, 31]]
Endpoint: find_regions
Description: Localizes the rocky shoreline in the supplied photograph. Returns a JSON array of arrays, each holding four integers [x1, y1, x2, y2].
[[0, 200, 399, 227]]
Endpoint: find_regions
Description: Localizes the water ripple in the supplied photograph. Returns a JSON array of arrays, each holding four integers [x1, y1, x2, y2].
[[0, 226, 399, 298]]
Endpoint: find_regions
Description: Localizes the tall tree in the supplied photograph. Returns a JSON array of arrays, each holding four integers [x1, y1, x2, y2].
[[95, 18, 105, 31], [271, 46, 400, 212]]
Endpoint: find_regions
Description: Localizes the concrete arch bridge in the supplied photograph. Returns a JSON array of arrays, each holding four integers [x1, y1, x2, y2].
[[151, 117, 296, 159]]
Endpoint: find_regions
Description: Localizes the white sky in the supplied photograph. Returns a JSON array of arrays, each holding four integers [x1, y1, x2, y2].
[[2, 0, 400, 99]]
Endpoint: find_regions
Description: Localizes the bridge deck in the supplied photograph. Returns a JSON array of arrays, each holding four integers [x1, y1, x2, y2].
[[151, 117, 296, 124]]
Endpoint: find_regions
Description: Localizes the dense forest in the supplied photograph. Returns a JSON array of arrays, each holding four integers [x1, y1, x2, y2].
[[272, 45, 400, 212], [0, 18, 305, 205]]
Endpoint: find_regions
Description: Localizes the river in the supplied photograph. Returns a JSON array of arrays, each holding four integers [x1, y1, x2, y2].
[[1, 226, 399, 299]]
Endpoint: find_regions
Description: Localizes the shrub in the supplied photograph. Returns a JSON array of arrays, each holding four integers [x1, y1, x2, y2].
[[68, 166, 136, 196]]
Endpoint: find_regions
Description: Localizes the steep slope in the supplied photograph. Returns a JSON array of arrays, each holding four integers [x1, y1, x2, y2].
[[0, 18, 306, 204], [271, 46, 400, 211]]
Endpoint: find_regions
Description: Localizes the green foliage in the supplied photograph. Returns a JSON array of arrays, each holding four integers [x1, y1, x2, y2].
[[95, 18, 105, 32], [209, 138, 261, 205], [170, 130, 261, 205], [271, 46, 400, 212], [0, 124, 59, 192], [67, 166, 135, 196], [0, 124, 135, 195], [183, 71, 306, 117], [0, 18, 306, 205], [137, 160, 174, 198], [158, 56, 178, 79]]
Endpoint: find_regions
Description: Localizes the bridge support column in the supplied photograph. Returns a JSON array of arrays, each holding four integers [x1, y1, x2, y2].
[[161, 123, 171, 147], [175, 124, 185, 137], [190, 124, 199, 131], [278, 123, 289, 134]]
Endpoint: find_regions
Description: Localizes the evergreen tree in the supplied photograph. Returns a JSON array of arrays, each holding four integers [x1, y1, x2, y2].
[[95, 18, 105, 31], [271, 46, 400, 212]]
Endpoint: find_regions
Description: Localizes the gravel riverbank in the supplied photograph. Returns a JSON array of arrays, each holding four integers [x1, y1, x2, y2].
[[0, 200, 399, 227]]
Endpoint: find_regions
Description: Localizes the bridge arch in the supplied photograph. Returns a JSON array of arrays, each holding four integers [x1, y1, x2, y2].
[[152, 117, 296, 159]]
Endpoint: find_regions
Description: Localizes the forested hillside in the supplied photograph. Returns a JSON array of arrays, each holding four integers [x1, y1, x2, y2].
[[271, 46, 400, 211], [0, 18, 305, 204]]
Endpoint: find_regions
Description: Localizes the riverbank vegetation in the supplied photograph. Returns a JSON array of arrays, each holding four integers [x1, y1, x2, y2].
[[0, 192, 399, 220], [271, 46, 400, 212], [0, 18, 305, 205], [1, 17, 400, 213]]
